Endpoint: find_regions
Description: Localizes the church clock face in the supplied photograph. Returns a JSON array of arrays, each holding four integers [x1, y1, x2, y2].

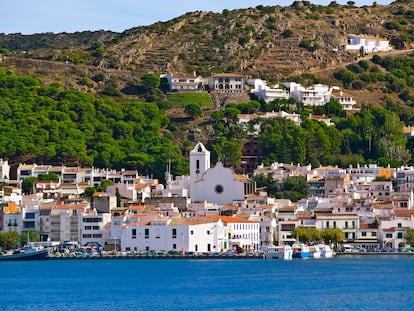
[[215, 184, 224, 194]]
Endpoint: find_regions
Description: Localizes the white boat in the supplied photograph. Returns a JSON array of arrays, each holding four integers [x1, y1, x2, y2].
[[0, 243, 49, 261], [292, 243, 310, 259], [309, 245, 321, 258], [319, 244, 334, 258], [262, 245, 292, 260]]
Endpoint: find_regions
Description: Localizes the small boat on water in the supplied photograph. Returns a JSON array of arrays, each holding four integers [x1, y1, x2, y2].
[[262, 245, 292, 260], [0, 243, 49, 261], [309, 245, 321, 258], [292, 243, 310, 259], [319, 244, 334, 258]]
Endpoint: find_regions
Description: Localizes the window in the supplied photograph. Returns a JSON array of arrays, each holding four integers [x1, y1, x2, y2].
[[397, 232, 403, 239], [372, 232, 377, 237], [333, 221, 336, 229], [326, 221, 329, 228], [173, 244, 177, 249], [190, 230, 194, 235], [172, 228, 177, 238], [345, 221, 348, 229], [145, 228, 149, 239], [25, 213, 35, 219], [361, 232, 367, 237], [386, 233, 392, 238], [132, 228, 136, 239], [398, 223, 402, 228], [207, 230, 210, 235]]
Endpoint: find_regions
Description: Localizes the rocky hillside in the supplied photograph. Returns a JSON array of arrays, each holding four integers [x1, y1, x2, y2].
[[0, 1, 414, 94]]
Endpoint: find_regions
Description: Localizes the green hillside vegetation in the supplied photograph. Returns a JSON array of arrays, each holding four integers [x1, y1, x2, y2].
[[167, 93, 214, 107], [0, 69, 188, 179]]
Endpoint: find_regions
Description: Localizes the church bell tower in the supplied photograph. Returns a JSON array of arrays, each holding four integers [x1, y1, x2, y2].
[[189, 142, 210, 199]]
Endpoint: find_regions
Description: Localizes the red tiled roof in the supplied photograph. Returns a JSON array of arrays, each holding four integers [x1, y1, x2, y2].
[[213, 73, 242, 78], [205, 214, 258, 224]]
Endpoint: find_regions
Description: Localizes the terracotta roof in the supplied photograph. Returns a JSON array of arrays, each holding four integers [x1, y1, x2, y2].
[[170, 73, 197, 78], [359, 222, 378, 229], [39, 203, 55, 210], [56, 203, 88, 209], [394, 209, 414, 218], [213, 73, 243, 78], [310, 115, 329, 120], [135, 184, 148, 190], [4, 202, 20, 214], [205, 214, 258, 224], [332, 91, 352, 97], [129, 205, 145, 211], [169, 217, 217, 226]]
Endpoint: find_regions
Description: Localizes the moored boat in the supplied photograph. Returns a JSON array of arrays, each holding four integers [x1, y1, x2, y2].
[[0, 243, 49, 261], [309, 245, 321, 258], [319, 244, 334, 258], [262, 245, 292, 260], [292, 243, 310, 259]]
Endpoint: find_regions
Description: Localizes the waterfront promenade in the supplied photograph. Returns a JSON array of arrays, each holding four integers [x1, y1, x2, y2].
[[45, 251, 414, 260]]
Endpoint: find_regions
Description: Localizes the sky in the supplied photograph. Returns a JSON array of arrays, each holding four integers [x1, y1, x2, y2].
[[1, 0, 394, 35]]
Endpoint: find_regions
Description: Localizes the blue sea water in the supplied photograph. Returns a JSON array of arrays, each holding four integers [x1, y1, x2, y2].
[[0, 256, 413, 311]]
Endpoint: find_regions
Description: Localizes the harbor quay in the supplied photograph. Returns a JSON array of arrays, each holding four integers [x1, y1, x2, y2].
[[46, 253, 265, 260]]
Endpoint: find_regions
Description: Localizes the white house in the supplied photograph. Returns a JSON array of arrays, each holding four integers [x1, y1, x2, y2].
[[283, 82, 334, 107], [331, 90, 358, 111], [161, 72, 203, 91], [121, 217, 225, 253], [248, 79, 290, 102], [2, 202, 21, 234], [308, 114, 335, 126], [316, 212, 359, 241], [345, 34, 392, 54], [205, 214, 260, 251], [80, 212, 111, 246], [210, 73, 243, 93]]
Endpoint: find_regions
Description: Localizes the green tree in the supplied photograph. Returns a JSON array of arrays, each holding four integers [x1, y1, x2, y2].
[[141, 73, 161, 91], [321, 228, 345, 246], [406, 229, 414, 246], [0, 231, 20, 250], [292, 227, 321, 243], [22, 177, 37, 194], [184, 103, 202, 118], [20, 229, 39, 246], [37, 173, 59, 181]]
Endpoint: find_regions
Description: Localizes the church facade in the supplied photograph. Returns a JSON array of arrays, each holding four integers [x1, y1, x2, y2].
[[189, 142, 255, 205]]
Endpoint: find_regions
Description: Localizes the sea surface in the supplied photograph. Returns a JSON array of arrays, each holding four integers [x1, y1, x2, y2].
[[1, 256, 413, 311]]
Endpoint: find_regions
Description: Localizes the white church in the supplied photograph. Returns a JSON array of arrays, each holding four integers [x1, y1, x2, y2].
[[189, 142, 255, 205]]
